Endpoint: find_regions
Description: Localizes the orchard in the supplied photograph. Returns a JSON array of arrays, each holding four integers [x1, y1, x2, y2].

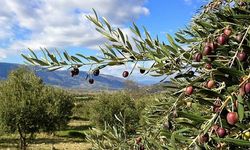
[[23, 0, 250, 149], [0, 68, 73, 150]]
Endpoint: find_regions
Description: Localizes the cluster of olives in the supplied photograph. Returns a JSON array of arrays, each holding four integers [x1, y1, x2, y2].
[[194, 27, 248, 65], [70, 67, 79, 77], [70, 67, 100, 84]]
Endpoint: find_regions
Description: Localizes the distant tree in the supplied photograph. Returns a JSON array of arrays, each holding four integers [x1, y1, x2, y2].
[[41, 86, 74, 132], [0, 68, 73, 150], [91, 92, 140, 134]]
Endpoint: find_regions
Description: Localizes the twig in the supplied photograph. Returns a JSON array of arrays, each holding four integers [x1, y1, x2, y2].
[[229, 25, 250, 68], [188, 96, 231, 148], [239, 73, 250, 87]]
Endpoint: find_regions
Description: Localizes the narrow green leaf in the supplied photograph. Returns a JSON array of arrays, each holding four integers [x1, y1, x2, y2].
[[71, 56, 82, 63], [217, 67, 244, 78], [88, 9, 103, 28], [96, 65, 107, 70], [192, 27, 206, 37], [55, 48, 63, 60], [175, 33, 188, 43], [40, 48, 48, 61], [48, 66, 63, 71], [178, 111, 207, 123], [118, 28, 125, 44], [126, 41, 133, 51], [92, 9, 98, 21], [102, 17, 112, 32], [213, 137, 250, 146], [28, 48, 38, 59], [45, 49, 59, 64], [150, 74, 164, 77], [96, 28, 115, 41], [141, 62, 154, 75], [103, 52, 116, 59], [63, 51, 71, 61], [183, 29, 195, 36], [31, 58, 50, 66], [166, 34, 176, 48], [183, 51, 192, 60], [165, 45, 178, 54], [89, 56, 100, 63], [132, 22, 141, 37], [76, 53, 90, 61], [145, 39, 154, 48], [159, 44, 170, 56], [194, 20, 214, 32], [246, 100, 250, 111], [197, 89, 224, 99], [107, 61, 124, 66], [21, 54, 35, 65], [233, 14, 250, 19], [237, 95, 244, 122], [60, 61, 68, 65], [105, 44, 117, 56], [129, 61, 138, 75], [144, 27, 152, 40]]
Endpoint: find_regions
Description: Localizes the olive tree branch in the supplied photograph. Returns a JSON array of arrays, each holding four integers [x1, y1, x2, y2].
[[229, 25, 250, 68]]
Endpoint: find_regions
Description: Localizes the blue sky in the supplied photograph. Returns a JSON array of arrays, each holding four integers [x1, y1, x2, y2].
[[0, 0, 207, 83]]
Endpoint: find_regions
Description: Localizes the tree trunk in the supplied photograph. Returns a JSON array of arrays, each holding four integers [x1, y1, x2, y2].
[[20, 136, 26, 150], [17, 125, 27, 150]]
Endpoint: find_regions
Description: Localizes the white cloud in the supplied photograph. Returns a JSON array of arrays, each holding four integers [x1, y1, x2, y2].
[[0, 0, 149, 58], [184, 0, 193, 5], [184, 0, 207, 6], [0, 51, 7, 59], [0, 16, 13, 40]]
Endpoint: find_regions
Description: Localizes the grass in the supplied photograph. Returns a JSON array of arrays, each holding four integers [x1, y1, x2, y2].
[[0, 119, 93, 150]]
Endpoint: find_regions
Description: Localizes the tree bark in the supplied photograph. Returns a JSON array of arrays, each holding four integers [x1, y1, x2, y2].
[[17, 125, 27, 150]]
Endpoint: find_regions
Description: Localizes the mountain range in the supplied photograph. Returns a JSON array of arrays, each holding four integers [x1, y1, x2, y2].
[[0, 62, 127, 90]]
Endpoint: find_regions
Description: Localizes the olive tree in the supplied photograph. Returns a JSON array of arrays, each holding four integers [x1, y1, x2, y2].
[[0, 67, 73, 150]]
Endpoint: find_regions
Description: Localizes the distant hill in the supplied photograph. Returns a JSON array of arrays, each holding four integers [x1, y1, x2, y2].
[[0, 62, 126, 90]]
